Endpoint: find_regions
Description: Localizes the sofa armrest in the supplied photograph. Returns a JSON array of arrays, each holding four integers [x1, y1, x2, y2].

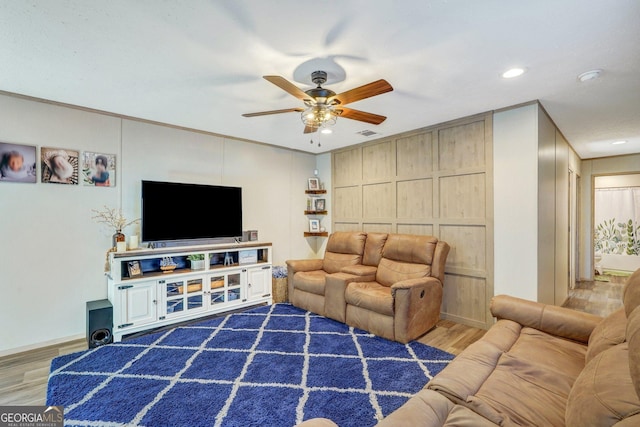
[[392, 277, 443, 343], [341, 264, 377, 277], [286, 258, 324, 274], [490, 295, 603, 343]]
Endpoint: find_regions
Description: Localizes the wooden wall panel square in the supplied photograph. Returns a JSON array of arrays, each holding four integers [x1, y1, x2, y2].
[[439, 173, 486, 219], [363, 182, 394, 218], [397, 178, 433, 219], [440, 225, 486, 272], [397, 132, 433, 176], [363, 223, 393, 233], [438, 121, 485, 170], [397, 223, 434, 236], [441, 274, 487, 325], [334, 148, 362, 186], [363, 141, 394, 182], [334, 186, 361, 219]]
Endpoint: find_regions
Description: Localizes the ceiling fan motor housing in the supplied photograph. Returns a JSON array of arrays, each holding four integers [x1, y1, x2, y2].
[[311, 70, 328, 86]]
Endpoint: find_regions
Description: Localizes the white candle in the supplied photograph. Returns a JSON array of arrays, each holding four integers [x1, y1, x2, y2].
[[129, 235, 139, 250], [116, 241, 127, 252]]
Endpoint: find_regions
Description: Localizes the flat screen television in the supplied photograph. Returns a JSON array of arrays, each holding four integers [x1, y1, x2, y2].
[[141, 180, 242, 245]]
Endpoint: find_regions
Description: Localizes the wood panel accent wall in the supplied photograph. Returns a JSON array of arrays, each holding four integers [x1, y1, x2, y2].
[[332, 113, 494, 329]]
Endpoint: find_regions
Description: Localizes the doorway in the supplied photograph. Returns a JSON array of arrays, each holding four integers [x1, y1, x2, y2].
[[593, 173, 640, 278]]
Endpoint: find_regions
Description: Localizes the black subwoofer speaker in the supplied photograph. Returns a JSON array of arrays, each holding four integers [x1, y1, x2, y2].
[[86, 299, 113, 348]]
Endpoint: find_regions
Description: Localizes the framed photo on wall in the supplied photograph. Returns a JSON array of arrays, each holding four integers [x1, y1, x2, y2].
[[82, 151, 116, 187], [41, 147, 79, 185], [309, 219, 320, 232], [315, 198, 325, 211], [0, 141, 37, 183]]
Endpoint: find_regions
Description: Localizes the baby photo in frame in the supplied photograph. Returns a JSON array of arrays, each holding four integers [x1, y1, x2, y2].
[[41, 147, 79, 185], [314, 198, 326, 211], [127, 260, 142, 277], [308, 177, 319, 190], [83, 151, 115, 187], [309, 219, 320, 232], [0, 142, 37, 183]]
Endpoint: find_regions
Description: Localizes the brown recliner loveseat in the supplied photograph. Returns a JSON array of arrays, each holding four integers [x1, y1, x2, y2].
[[301, 268, 640, 426], [286, 232, 450, 344]]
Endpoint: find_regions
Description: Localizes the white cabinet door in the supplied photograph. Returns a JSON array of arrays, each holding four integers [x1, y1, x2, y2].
[[247, 265, 272, 301], [117, 281, 157, 330]]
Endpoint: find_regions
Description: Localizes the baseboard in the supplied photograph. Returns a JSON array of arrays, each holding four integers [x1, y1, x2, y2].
[[0, 333, 85, 358]]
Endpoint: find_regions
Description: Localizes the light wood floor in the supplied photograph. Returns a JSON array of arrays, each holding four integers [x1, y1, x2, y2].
[[0, 276, 627, 406]]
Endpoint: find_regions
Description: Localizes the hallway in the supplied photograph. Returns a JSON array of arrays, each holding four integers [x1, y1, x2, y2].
[[563, 273, 628, 317]]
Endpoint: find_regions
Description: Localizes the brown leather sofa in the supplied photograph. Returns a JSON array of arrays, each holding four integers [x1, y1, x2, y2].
[[286, 232, 450, 344], [300, 268, 640, 426]]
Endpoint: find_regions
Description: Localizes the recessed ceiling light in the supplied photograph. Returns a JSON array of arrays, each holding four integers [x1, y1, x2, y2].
[[502, 68, 526, 79], [612, 140, 627, 145], [320, 128, 332, 134], [577, 69, 602, 82]]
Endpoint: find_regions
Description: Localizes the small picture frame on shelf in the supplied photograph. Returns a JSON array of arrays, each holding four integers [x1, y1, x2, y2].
[[309, 219, 320, 232], [127, 260, 142, 277], [308, 177, 320, 190], [315, 198, 325, 211]]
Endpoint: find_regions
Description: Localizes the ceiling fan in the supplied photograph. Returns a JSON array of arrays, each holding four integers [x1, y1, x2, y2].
[[242, 70, 393, 134]]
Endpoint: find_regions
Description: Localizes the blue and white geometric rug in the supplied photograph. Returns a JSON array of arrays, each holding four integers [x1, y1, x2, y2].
[[47, 303, 454, 427]]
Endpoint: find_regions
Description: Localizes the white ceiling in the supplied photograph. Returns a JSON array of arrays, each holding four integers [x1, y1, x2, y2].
[[1, 1, 639, 158]]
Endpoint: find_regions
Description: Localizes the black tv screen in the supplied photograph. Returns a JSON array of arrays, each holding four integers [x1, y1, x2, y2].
[[141, 180, 242, 243]]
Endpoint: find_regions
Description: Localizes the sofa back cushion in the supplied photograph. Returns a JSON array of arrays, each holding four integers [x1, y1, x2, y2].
[[322, 231, 367, 274], [362, 232, 388, 266], [625, 269, 640, 403], [382, 234, 438, 265], [565, 343, 640, 426], [586, 307, 627, 364], [376, 258, 431, 287]]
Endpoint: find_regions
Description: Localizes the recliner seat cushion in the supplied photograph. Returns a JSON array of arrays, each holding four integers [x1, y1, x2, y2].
[[293, 270, 328, 295], [345, 282, 394, 316]]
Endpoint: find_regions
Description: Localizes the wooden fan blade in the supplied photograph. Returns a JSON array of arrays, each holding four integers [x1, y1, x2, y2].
[[336, 107, 387, 125], [242, 108, 303, 117], [303, 125, 318, 134], [264, 76, 313, 101], [331, 79, 393, 105]]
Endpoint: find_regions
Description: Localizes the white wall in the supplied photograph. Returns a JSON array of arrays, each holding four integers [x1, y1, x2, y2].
[[0, 93, 320, 355], [493, 104, 539, 300]]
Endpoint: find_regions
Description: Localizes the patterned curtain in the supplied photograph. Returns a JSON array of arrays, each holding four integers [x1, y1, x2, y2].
[[594, 187, 640, 255]]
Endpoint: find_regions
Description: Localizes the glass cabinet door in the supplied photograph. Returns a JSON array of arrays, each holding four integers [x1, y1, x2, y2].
[[208, 270, 243, 306], [163, 277, 205, 318], [165, 279, 185, 315], [186, 278, 204, 311], [210, 275, 225, 305]]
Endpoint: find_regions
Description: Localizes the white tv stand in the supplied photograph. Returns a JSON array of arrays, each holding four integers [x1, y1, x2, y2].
[[107, 242, 272, 342]]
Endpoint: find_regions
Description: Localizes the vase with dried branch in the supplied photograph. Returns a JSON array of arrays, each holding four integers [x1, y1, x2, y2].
[[91, 206, 140, 248]]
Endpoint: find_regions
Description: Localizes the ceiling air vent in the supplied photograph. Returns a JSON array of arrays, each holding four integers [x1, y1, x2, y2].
[[356, 129, 379, 137]]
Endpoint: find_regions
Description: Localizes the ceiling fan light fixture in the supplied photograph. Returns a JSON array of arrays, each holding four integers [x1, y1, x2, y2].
[[301, 104, 338, 129], [502, 67, 526, 79]]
